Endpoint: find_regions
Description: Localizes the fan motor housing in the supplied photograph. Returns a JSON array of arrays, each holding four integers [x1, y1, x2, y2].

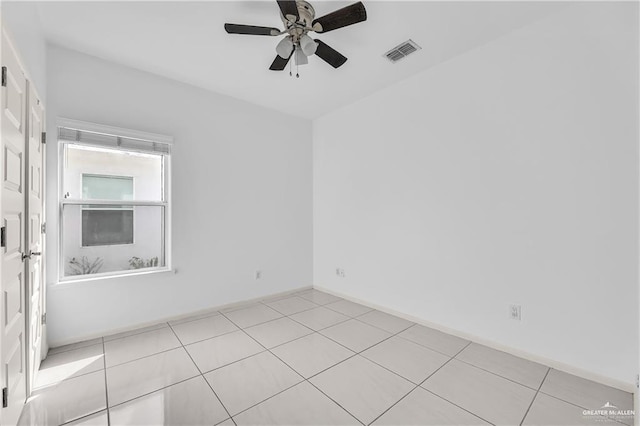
[[280, 0, 316, 31]]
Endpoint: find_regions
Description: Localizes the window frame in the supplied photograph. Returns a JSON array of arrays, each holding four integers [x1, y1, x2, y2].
[[57, 118, 172, 283]]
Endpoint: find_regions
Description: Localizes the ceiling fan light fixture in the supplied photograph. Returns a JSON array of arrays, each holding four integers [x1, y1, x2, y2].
[[299, 34, 318, 56], [295, 48, 309, 65], [276, 36, 294, 59]]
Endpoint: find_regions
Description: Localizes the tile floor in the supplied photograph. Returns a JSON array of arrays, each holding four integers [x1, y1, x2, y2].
[[18, 289, 635, 426]]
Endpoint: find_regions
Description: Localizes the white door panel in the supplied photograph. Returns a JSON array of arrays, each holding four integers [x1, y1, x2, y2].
[[1, 29, 28, 426]]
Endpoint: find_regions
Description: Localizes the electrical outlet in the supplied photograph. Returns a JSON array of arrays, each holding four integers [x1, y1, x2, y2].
[[255, 270, 262, 280], [509, 304, 522, 320], [335, 268, 345, 278]]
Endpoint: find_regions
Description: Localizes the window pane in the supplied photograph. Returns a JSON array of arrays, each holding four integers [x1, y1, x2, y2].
[[62, 204, 165, 277], [83, 175, 133, 201], [64, 144, 163, 201], [82, 209, 134, 246]]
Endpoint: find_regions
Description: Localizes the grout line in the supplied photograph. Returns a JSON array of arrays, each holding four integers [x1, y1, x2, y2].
[[393, 324, 460, 356], [322, 303, 374, 318], [309, 320, 415, 369], [59, 409, 108, 426], [174, 327, 241, 348], [49, 324, 256, 384], [222, 301, 282, 316], [304, 352, 359, 381], [258, 299, 322, 317], [258, 328, 317, 351], [215, 312, 306, 379], [243, 316, 318, 350], [103, 323, 200, 411], [166, 322, 236, 424], [414, 342, 497, 426], [241, 310, 311, 332], [225, 379, 307, 420], [535, 385, 632, 425], [268, 308, 433, 385], [519, 367, 551, 426], [305, 380, 366, 426], [285, 309, 353, 333], [104, 344, 184, 370], [219, 310, 366, 425], [421, 388, 496, 426], [260, 293, 321, 305], [452, 356, 545, 392], [202, 350, 267, 375], [106, 375, 200, 410], [34, 367, 105, 391], [101, 337, 111, 426], [198, 348, 270, 376], [398, 325, 554, 394], [367, 341, 477, 426], [519, 392, 540, 426], [235, 307, 441, 423], [351, 317, 414, 335]]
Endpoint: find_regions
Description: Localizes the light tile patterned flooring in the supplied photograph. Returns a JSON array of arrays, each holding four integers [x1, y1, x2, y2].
[[18, 289, 635, 426]]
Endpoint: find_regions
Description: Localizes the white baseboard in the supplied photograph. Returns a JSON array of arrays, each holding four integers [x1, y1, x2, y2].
[[48, 285, 312, 349], [313, 284, 637, 395]]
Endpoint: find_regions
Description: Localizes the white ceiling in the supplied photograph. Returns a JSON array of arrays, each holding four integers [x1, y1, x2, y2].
[[35, 1, 567, 119]]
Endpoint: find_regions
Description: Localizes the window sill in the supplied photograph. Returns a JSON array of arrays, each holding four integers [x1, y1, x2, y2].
[[55, 267, 174, 286]]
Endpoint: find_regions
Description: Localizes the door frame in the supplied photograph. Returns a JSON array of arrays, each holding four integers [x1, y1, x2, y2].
[[24, 78, 46, 396]]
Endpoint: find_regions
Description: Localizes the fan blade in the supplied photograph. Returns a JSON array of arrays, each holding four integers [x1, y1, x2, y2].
[[277, 0, 299, 22], [314, 40, 347, 68], [269, 52, 292, 71], [312, 1, 367, 33], [225, 23, 280, 36]]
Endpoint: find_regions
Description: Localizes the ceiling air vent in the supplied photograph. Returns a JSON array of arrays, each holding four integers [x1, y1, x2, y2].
[[384, 39, 421, 63]]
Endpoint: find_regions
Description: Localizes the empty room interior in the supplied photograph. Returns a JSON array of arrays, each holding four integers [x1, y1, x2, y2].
[[0, 1, 639, 425]]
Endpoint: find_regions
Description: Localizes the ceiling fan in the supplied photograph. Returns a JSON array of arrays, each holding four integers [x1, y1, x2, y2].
[[224, 0, 367, 74]]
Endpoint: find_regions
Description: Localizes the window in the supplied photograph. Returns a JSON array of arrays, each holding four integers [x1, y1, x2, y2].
[[82, 174, 133, 200], [58, 120, 171, 280], [82, 209, 134, 247], [81, 175, 134, 247]]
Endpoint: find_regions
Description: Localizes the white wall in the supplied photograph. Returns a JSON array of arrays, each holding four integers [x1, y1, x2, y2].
[[1, 1, 47, 100], [314, 3, 638, 387], [47, 46, 312, 345]]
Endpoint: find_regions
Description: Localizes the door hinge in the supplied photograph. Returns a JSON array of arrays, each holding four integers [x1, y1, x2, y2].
[[41, 313, 46, 325], [41, 222, 46, 234], [2, 387, 7, 408], [0, 226, 6, 248], [41, 132, 46, 144], [1, 66, 7, 87]]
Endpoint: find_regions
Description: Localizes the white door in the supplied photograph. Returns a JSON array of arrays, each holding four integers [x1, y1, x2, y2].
[[26, 82, 45, 392], [0, 30, 28, 426]]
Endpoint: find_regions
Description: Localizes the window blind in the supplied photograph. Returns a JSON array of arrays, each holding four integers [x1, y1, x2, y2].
[[58, 126, 170, 154]]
